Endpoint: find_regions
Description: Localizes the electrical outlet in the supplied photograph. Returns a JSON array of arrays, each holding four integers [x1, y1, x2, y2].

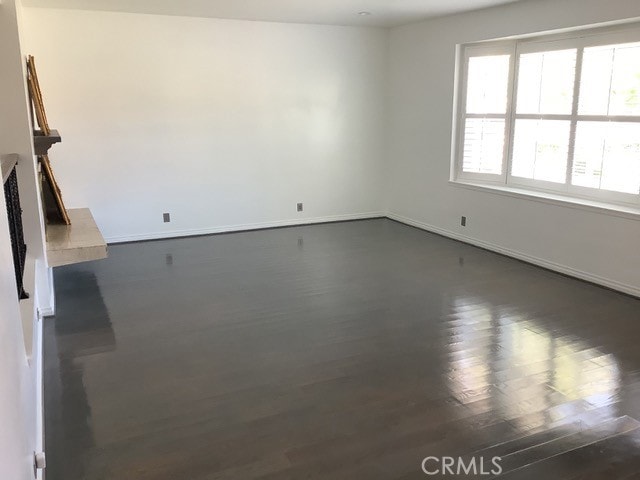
[[461, 216, 466, 227], [163, 213, 171, 223], [297, 203, 303, 212]]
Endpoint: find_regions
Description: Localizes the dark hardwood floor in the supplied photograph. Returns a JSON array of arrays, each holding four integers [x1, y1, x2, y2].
[[44, 218, 640, 479]]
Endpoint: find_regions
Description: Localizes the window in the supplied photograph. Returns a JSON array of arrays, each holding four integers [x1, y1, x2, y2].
[[454, 25, 640, 208]]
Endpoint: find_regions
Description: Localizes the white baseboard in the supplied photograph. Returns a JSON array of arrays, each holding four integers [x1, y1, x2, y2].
[[96, 210, 638, 297], [387, 212, 640, 298], [105, 212, 385, 244]]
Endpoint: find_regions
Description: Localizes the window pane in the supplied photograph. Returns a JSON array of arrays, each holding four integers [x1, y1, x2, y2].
[[572, 122, 640, 194], [516, 49, 577, 114], [466, 55, 510, 114], [511, 119, 570, 183], [462, 118, 505, 174], [579, 42, 640, 116], [579, 47, 613, 115]]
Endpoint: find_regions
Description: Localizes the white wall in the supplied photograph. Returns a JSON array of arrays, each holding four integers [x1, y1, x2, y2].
[[0, 3, 636, 476], [387, 0, 640, 296], [22, 9, 388, 242], [20, 1, 640, 296], [0, 1, 46, 478]]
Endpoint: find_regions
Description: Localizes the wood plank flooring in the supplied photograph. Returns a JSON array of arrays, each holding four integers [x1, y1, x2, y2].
[[44, 218, 640, 479]]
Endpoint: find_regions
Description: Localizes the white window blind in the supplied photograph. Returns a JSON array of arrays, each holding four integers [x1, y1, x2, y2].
[[455, 26, 640, 208]]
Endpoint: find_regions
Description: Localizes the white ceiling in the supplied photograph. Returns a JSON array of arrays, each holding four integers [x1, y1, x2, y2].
[[20, 0, 529, 27]]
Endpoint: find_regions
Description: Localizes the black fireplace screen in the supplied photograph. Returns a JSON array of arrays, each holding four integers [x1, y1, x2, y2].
[[3, 166, 29, 299]]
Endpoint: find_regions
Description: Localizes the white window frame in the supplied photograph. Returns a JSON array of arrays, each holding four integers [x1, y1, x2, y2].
[[455, 41, 516, 185], [453, 23, 640, 210]]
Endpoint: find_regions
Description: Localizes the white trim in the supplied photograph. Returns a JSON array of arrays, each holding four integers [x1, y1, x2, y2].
[[450, 43, 463, 181], [38, 267, 55, 318], [517, 36, 582, 54], [449, 180, 640, 220], [465, 113, 507, 119], [495, 18, 640, 45], [39, 306, 55, 317], [566, 46, 584, 186], [19, 255, 37, 360], [105, 212, 386, 244], [510, 114, 640, 123], [34, 310, 44, 480], [386, 212, 640, 298], [504, 42, 519, 186]]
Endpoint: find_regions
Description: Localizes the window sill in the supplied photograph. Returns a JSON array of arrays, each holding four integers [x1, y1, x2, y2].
[[449, 180, 640, 220]]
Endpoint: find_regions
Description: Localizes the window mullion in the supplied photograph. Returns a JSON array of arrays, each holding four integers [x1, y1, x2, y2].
[[513, 113, 574, 121], [565, 47, 584, 189], [465, 113, 509, 119], [504, 43, 519, 186]]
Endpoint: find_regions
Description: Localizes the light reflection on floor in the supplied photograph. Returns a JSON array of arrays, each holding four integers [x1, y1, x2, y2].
[[446, 297, 621, 435]]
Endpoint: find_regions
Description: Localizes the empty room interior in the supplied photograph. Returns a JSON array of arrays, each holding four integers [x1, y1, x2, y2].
[[2, 0, 640, 478]]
